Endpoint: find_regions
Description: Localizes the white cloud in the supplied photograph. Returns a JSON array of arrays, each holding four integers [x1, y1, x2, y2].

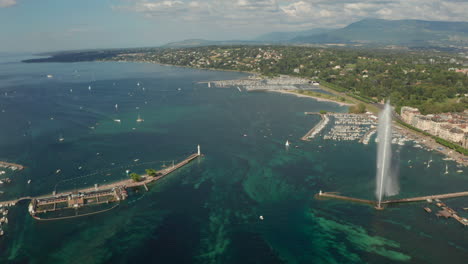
[[114, 0, 468, 35], [0, 0, 16, 8]]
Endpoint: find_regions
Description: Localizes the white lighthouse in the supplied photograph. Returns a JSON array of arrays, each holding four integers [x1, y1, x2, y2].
[[197, 145, 201, 156]]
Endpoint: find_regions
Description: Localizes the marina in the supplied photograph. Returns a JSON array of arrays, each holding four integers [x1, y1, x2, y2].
[[323, 113, 377, 141], [203, 75, 310, 91]]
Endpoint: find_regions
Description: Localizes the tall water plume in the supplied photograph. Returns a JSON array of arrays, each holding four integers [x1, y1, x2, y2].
[[375, 102, 399, 208]]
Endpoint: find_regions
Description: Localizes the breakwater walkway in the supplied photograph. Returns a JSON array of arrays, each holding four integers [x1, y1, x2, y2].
[[0, 161, 24, 171], [316, 191, 468, 206], [301, 113, 328, 141], [0, 151, 202, 209]]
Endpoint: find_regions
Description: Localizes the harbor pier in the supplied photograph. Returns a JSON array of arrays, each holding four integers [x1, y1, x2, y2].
[[0, 147, 202, 221], [316, 191, 468, 226], [301, 113, 328, 141]]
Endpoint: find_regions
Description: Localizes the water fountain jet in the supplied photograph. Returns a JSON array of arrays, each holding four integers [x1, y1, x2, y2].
[[375, 102, 399, 209]]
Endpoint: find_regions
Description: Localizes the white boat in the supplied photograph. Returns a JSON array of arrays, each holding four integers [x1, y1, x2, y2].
[[114, 119, 121, 123], [70, 89, 73, 93], [115, 104, 118, 110], [136, 114, 144, 122], [177, 88, 182, 91], [137, 82, 140, 86], [56, 169, 61, 174], [27, 179, 31, 184], [47, 74, 53, 78], [208, 82, 211, 88], [457, 170, 463, 173], [58, 135, 64, 142], [285, 140, 290, 147], [259, 215, 264, 220], [444, 164, 449, 175], [427, 159, 432, 168], [237, 87, 241, 92]]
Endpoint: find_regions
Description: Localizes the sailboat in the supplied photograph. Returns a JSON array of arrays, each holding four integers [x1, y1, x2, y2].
[[136, 114, 144, 123], [285, 140, 290, 147], [88, 85, 92, 91], [115, 104, 118, 110], [208, 82, 211, 88], [444, 164, 448, 175], [427, 158, 432, 168]]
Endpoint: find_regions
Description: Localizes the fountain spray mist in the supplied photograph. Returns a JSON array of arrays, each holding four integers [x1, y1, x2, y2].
[[376, 102, 399, 208]]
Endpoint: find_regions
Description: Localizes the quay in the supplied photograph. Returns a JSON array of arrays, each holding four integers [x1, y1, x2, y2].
[[301, 113, 328, 141], [0, 146, 202, 220], [359, 128, 376, 144]]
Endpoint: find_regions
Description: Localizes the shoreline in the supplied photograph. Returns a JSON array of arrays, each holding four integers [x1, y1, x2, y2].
[[268, 89, 354, 107], [393, 124, 468, 167], [28, 58, 467, 166]]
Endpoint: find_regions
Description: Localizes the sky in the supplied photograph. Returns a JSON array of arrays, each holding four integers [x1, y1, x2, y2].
[[1, 0, 468, 52]]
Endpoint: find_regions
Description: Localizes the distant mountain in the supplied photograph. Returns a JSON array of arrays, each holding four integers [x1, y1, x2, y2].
[[292, 19, 468, 47], [162, 19, 468, 49], [162, 39, 264, 48], [254, 28, 332, 42]]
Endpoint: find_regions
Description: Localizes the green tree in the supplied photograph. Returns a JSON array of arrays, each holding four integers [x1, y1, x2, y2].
[[130, 173, 141, 182], [145, 169, 158, 177]]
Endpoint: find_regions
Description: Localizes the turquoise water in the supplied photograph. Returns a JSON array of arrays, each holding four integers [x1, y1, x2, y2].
[[0, 55, 466, 263]]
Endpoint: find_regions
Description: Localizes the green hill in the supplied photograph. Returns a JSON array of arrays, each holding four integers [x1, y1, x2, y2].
[[293, 19, 468, 47]]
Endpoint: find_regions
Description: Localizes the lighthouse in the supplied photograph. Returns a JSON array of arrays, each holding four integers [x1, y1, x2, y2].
[[197, 145, 201, 156]]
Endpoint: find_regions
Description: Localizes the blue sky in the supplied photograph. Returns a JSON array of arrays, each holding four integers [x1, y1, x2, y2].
[[1, 0, 467, 52]]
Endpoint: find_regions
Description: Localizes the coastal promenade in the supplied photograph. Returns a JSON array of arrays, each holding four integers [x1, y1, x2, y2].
[[0, 152, 202, 209]]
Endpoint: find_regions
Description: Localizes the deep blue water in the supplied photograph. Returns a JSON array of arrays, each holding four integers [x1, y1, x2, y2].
[[0, 54, 466, 263]]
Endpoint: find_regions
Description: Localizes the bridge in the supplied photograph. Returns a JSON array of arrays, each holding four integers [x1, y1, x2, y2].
[[0, 196, 32, 207]]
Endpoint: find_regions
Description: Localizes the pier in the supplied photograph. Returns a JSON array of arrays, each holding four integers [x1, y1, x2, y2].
[[315, 192, 375, 205], [316, 191, 468, 226], [383, 191, 468, 204], [0, 148, 202, 221], [316, 191, 468, 206], [301, 113, 328, 141], [0, 161, 24, 171]]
